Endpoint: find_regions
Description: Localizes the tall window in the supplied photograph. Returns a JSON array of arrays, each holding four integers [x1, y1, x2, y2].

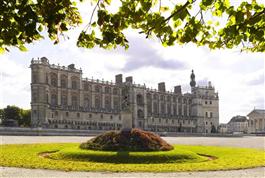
[[153, 102, 158, 114], [95, 95, 101, 108], [51, 94, 57, 106], [113, 88, 118, 95], [114, 97, 119, 110], [50, 73, 57, 87], [72, 95, 78, 107], [95, 85, 101, 93], [161, 103, 165, 114], [61, 95, 67, 106], [105, 96, 111, 109], [136, 94, 144, 106], [147, 93, 152, 114], [72, 80, 77, 89], [205, 112, 208, 118], [105, 86, 110, 94], [61, 75, 67, 88], [167, 104, 171, 115], [137, 109, 144, 118], [84, 97, 90, 108]]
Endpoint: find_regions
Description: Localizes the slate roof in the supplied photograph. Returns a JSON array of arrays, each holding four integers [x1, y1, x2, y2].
[[229, 116, 248, 123], [247, 109, 265, 117]]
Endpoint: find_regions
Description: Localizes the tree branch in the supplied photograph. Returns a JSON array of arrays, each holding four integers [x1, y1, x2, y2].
[[140, 0, 196, 37]]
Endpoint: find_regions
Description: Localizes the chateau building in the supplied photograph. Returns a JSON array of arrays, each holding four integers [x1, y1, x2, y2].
[[30, 57, 219, 133], [227, 115, 248, 133]]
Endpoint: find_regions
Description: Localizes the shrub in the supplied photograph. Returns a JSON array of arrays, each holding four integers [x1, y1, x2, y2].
[[80, 128, 173, 151]]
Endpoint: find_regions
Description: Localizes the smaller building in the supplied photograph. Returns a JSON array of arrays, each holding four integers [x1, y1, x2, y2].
[[218, 123, 228, 134], [247, 109, 265, 133], [227, 115, 248, 134]]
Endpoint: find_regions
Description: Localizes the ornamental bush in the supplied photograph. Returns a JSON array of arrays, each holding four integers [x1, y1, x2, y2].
[[80, 128, 173, 151]]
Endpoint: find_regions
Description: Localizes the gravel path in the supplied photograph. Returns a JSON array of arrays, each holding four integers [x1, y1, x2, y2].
[[1, 167, 264, 178], [0, 136, 264, 178]]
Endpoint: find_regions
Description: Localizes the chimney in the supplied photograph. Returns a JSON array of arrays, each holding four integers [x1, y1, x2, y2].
[[174, 85, 182, 94], [40, 57, 49, 65], [125, 76, 133, 83], [68, 64, 75, 69], [115, 74, 123, 84], [158, 82, 166, 92]]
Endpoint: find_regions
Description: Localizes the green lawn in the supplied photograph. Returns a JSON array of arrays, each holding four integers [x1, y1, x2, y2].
[[0, 143, 264, 172]]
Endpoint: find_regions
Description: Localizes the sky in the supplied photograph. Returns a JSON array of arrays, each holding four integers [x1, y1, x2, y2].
[[0, 1, 264, 124]]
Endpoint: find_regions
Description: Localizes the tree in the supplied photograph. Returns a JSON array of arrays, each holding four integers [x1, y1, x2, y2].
[[1, 105, 31, 127], [20, 109, 31, 127], [0, 109, 3, 123], [3, 105, 21, 121], [1, 0, 264, 53]]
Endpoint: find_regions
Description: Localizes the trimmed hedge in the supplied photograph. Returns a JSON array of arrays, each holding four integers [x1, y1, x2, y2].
[[80, 128, 173, 151]]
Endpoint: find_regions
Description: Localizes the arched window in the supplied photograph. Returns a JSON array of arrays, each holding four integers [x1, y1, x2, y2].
[[137, 109, 144, 118], [136, 94, 144, 106], [61, 95, 67, 106], [61, 75, 67, 88], [50, 73, 57, 87], [72, 95, 78, 107], [51, 94, 57, 106]]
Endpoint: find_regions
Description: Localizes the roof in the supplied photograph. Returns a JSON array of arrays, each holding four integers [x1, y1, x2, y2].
[[228, 116, 248, 123], [247, 109, 265, 117]]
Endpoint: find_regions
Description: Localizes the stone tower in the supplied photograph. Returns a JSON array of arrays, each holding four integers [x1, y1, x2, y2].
[[30, 57, 50, 127]]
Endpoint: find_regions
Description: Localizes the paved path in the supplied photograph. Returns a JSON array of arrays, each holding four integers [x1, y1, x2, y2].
[[1, 135, 264, 150], [0, 136, 264, 178], [1, 167, 265, 178]]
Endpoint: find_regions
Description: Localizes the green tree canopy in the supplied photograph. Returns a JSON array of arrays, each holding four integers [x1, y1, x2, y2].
[[1, 0, 264, 53], [1, 105, 31, 127]]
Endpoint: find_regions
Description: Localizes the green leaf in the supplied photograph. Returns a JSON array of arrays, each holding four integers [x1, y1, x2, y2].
[[38, 25, 43, 32], [18, 45, 28, 52], [0, 47, 5, 54]]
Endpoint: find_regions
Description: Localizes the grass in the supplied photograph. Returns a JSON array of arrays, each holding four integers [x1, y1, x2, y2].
[[0, 143, 264, 172]]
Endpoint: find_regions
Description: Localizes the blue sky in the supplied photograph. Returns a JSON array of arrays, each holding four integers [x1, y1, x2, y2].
[[0, 1, 264, 123]]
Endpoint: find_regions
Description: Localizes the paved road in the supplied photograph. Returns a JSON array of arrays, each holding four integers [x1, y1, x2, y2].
[[0, 136, 264, 178], [1, 135, 264, 150]]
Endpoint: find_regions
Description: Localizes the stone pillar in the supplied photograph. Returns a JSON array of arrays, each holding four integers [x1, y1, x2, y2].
[[121, 111, 133, 129]]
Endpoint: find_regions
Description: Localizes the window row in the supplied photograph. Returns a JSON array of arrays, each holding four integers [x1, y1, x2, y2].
[[49, 94, 120, 110]]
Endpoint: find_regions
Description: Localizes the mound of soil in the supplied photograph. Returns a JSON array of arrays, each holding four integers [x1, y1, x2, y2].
[[80, 128, 173, 151]]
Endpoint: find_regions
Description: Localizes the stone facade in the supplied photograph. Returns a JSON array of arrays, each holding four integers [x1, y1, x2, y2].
[[30, 57, 219, 133], [247, 109, 265, 133]]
